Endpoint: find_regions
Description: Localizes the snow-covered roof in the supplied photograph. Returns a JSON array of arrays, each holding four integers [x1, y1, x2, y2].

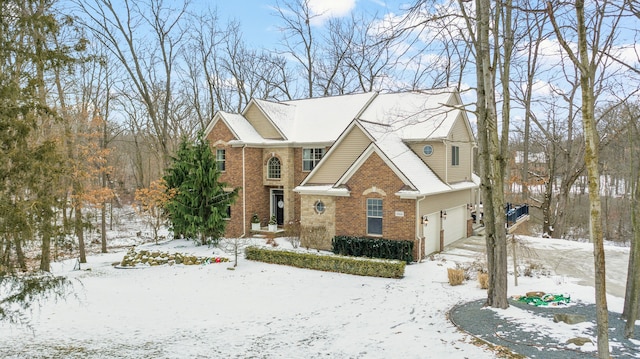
[[209, 89, 462, 145], [358, 89, 459, 141], [356, 121, 453, 196], [218, 112, 264, 143], [237, 93, 376, 144], [251, 99, 295, 140], [292, 184, 351, 196], [211, 89, 478, 197], [282, 92, 376, 143]]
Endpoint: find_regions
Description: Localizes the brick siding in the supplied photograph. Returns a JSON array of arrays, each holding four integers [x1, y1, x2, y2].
[[334, 152, 418, 258]]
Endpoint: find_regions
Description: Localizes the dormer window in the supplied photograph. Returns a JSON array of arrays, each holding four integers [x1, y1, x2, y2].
[[267, 157, 281, 179]]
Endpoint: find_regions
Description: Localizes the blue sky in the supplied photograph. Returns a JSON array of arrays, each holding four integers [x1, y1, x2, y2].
[[211, 0, 404, 49]]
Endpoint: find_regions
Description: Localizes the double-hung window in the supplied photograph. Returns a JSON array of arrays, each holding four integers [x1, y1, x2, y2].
[[366, 198, 383, 236], [216, 149, 226, 172], [451, 145, 460, 166], [303, 148, 324, 171]]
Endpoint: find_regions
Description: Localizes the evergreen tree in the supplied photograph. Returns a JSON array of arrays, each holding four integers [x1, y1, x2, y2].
[[164, 134, 238, 246], [0, 0, 73, 326], [0, 0, 71, 272]]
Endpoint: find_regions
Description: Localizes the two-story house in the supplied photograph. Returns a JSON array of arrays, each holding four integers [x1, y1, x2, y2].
[[204, 88, 480, 261]]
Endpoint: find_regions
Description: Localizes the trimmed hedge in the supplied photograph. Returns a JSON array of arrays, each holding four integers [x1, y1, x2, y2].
[[245, 246, 405, 279], [332, 236, 414, 263]]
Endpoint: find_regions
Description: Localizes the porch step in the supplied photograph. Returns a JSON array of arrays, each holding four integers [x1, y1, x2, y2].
[[473, 225, 485, 236]]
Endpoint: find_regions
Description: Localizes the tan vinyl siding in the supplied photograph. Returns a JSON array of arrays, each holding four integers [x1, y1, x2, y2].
[[419, 189, 474, 214], [409, 141, 446, 180], [448, 116, 472, 182], [408, 115, 473, 184], [306, 127, 371, 184], [244, 103, 282, 139], [450, 115, 470, 141]]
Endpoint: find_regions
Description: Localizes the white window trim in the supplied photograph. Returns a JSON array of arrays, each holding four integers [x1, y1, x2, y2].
[[302, 148, 324, 172]]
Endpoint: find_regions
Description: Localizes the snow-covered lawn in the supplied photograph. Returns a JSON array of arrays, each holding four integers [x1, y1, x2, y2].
[[0, 233, 636, 358]]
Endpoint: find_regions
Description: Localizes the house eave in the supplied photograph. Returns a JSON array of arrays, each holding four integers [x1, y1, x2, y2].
[[229, 140, 334, 148], [402, 136, 448, 143], [293, 185, 351, 197], [397, 181, 479, 199]]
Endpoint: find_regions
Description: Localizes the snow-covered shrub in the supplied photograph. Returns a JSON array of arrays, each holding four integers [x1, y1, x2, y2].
[[245, 246, 405, 278]]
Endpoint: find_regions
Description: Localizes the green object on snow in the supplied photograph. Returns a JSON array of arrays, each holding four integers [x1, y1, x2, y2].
[[516, 293, 570, 306]]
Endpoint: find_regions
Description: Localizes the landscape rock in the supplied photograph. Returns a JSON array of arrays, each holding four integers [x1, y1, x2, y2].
[[566, 337, 592, 346], [554, 313, 587, 325], [118, 248, 229, 267]]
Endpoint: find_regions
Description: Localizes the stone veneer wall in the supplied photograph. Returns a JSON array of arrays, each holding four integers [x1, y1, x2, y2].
[[293, 147, 329, 222], [262, 148, 296, 224], [299, 195, 336, 250]]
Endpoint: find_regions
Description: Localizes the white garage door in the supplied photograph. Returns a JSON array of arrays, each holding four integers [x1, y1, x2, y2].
[[423, 212, 440, 255], [443, 205, 466, 246]]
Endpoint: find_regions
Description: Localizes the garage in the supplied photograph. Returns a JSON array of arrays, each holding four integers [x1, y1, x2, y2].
[[423, 212, 441, 255], [443, 205, 466, 246]]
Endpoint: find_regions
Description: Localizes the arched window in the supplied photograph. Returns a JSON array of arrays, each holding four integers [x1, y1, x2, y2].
[[267, 157, 281, 179]]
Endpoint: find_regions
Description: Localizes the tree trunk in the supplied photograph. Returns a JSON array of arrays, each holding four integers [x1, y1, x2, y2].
[[623, 118, 640, 337], [575, 2, 610, 354], [39, 226, 51, 272], [2, 240, 12, 273], [623, 174, 640, 337], [76, 204, 87, 264], [540, 144, 557, 236], [553, 182, 572, 238], [475, 0, 509, 309], [101, 203, 107, 253], [14, 236, 27, 272]]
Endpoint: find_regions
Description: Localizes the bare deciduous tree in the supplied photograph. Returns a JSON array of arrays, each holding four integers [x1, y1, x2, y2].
[[75, 0, 188, 169], [274, 0, 321, 98], [547, 0, 627, 356]]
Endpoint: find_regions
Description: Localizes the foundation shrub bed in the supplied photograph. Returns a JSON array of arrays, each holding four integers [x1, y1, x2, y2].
[[245, 246, 405, 278], [331, 236, 414, 264]]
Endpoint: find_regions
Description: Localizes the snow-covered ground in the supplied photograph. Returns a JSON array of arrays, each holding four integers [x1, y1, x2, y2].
[[0, 229, 637, 358]]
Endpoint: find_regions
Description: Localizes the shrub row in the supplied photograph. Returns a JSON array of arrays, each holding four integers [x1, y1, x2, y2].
[[245, 246, 405, 279], [332, 236, 414, 263]]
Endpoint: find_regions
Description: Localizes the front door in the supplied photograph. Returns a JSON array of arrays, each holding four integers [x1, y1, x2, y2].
[[271, 190, 284, 225]]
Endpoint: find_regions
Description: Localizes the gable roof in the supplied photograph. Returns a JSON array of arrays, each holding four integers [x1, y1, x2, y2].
[[206, 88, 478, 198], [293, 88, 477, 198], [247, 99, 292, 140], [307, 120, 451, 198], [208, 92, 377, 146], [358, 89, 462, 141], [354, 120, 452, 195], [205, 88, 466, 146]]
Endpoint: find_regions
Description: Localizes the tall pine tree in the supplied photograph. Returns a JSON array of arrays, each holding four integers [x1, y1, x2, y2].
[[0, 0, 72, 326], [164, 134, 238, 246], [0, 0, 72, 273]]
